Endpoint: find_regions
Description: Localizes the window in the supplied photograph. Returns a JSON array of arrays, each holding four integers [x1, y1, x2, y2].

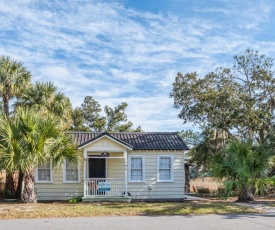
[[157, 156, 174, 182], [128, 156, 145, 182], [35, 162, 52, 183], [63, 158, 80, 183]]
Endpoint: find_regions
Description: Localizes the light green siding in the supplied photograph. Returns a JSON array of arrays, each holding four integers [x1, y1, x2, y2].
[[127, 151, 185, 200], [35, 159, 84, 201], [35, 137, 185, 200]]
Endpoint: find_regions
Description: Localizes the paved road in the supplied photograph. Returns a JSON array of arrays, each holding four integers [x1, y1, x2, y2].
[[1, 214, 275, 230]]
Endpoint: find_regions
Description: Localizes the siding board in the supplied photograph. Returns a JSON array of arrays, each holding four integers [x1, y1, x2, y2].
[[35, 142, 185, 200]]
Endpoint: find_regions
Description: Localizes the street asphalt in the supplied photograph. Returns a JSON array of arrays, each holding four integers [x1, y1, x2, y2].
[[1, 213, 275, 230]]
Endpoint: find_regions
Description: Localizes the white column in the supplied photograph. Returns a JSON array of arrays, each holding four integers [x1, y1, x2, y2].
[[124, 150, 128, 197], [183, 150, 186, 199], [83, 150, 87, 197]]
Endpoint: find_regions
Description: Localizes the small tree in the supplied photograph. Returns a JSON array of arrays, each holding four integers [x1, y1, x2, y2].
[[16, 81, 73, 130], [171, 50, 275, 143], [0, 108, 78, 202], [0, 56, 31, 116], [104, 102, 142, 132], [0, 56, 31, 198], [71, 96, 142, 132], [186, 129, 230, 170], [211, 139, 273, 201], [71, 108, 90, 132]]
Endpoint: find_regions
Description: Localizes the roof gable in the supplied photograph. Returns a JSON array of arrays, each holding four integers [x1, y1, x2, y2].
[[69, 132, 189, 151], [78, 131, 133, 150]]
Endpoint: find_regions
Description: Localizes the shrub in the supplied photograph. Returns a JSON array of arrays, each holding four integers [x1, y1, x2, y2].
[[68, 197, 82, 203]]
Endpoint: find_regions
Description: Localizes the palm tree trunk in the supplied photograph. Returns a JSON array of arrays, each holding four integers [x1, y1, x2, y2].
[[237, 187, 254, 201], [21, 169, 37, 203], [5, 172, 16, 198], [3, 94, 9, 117], [15, 170, 24, 199]]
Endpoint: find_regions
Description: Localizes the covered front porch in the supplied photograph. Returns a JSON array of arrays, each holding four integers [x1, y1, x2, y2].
[[80, 133, 133, 202], [82, 178, 131, 202], [82, 153, 130, 202]]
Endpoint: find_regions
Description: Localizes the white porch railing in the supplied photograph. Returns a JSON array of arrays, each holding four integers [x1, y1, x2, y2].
[[84, 178, 126, 197]]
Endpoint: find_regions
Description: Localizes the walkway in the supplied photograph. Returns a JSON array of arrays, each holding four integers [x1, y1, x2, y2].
[[236, 202, 275, 214]]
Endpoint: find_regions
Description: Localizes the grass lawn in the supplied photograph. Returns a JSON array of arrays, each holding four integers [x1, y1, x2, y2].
[[0, 201, 259, 219]]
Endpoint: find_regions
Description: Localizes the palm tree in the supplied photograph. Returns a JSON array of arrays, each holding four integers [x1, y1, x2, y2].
[[0, 56, 31, 198], [0, 56, 31, 116], [15, 82, 74, 198], [0, 108, 78, 202], [16, 81, 73, 130], [211, 139, 273, 201]]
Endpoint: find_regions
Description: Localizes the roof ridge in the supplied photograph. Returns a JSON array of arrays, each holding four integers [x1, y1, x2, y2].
[[68, 131, 179, 134], [69, 132, 189, 150], [66, 131, 102, 133]]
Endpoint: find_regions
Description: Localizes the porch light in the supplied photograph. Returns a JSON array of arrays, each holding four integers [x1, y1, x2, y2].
[[101, 151, 110, 157]]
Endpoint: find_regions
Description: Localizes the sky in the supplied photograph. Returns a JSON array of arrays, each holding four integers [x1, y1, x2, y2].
[[1, 0, 275, 132]]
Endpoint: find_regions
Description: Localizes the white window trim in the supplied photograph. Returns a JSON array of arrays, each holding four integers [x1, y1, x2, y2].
[[128, 155, 145, 182], [63, 159, 80, 183], [157, 155, 174, 182], [35, 161, 53, 184]]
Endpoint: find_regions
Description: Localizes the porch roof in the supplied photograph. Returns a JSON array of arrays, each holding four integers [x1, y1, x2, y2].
[[69, 131, 189, 151]]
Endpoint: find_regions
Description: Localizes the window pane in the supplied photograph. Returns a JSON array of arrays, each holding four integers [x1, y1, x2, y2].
[[37, 162, 51, 181], [66, 170, 78, 181], [159, 169, 171, 180], [130, 157, 143, 181], [39, 162, 50, 169], [131, 169, 142, 180], [65, 159, 78, 181], [159, 157, 172, 181], [131, 158, 142, 169], [159, 157, 171, 169]]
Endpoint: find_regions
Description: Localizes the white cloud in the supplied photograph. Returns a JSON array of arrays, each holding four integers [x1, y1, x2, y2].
[[0, 0, 275, 131]]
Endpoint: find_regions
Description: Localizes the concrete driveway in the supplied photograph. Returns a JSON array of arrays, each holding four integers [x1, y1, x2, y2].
[[1, 213, 275, 230]]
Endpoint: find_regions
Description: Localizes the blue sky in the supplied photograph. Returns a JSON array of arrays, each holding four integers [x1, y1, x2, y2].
[[1, 0, 275, 131]]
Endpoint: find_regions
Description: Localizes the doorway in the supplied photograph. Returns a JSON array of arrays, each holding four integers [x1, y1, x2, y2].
[[89, 158, 106, 178]]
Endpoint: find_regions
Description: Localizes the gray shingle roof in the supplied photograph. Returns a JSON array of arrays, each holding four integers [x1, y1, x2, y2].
[[68, 132, 189, 151]]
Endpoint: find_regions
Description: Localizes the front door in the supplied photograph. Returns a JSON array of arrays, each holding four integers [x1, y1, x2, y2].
[[89, 158, 106, 178]]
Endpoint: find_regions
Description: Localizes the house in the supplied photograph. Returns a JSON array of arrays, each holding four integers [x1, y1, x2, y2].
[[34, 131, 189, 202]]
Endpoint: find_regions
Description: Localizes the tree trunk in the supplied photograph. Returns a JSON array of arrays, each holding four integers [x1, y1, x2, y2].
[[21, 169, 37, 203], [3, 95, 9, 117], [5, 172, 16, 199], [237, 187, 254, 202], [15, 170, 24, 199]]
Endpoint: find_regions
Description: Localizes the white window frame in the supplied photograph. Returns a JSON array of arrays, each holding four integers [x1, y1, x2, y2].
[[63, 158, 80, 183], [35, 161, 53, 183], [128, 155, 145, 182], [157, 155, 174, 182]]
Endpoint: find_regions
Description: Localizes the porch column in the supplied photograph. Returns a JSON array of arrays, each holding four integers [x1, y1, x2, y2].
[[124, 150, 128, 197], [83, 150, 87, 197], [183, 150, 186, 198]]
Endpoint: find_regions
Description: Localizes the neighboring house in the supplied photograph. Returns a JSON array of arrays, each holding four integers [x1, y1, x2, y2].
[[34, 131, 189, 202]]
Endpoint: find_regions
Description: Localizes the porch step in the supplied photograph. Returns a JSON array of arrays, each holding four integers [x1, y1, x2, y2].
[[82, 196, 132, 202]]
